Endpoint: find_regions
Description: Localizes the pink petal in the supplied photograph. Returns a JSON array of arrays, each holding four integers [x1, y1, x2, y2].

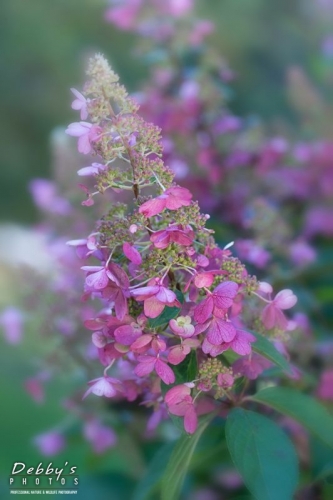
[[123, 242, 142, 265], [274, 289, 297, 310], [184, 406, 197, 434], [206, 317, 236, 345], [194, 272, 214, 288], [165, 384, 191, 405], [155, 359, 175, 384], [134, 356, 156, 377], [155, 287, 177, 304], [168, 345, 188, 365], [194, 296, 214, 324], [131, 334, 153, 349], [213, 281, 238, 309], [144, 297, 165, 318], [78, 134, 92, 155], [139, 197, 166, 217], [131, 285, 159, 300], [114, 324, 141, 345], [65, 122, 91, 137], [85, 269, 109, 290], [230, 330, 256, 355]]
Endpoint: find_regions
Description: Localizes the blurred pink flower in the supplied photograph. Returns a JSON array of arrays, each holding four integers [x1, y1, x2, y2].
[[83, 419, 117, 453], [34, 431, 66, 456]]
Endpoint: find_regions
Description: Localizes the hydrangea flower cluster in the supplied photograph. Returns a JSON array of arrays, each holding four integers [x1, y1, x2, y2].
[[65, 54, 297, 434]]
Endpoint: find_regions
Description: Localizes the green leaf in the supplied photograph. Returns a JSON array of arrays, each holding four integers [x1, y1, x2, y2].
[[160, 414, 212, 500], [251, 387, 333, 449], [226, 408, 299, 500], [148, 290, 183, 329], [132, 442, 175, 500], [250, 331, 292, 374], [310, 437, 333, 484]]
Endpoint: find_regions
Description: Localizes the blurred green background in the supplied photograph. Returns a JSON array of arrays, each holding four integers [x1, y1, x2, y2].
[[1, 0, 333, 498]]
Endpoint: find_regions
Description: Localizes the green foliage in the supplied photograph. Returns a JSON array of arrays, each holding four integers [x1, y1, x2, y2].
[[160, 414, 213, 500], [251, 331, 292, 374], [226, 408, 299, 500], [132, 442, 175, 500], [251, 387, 333, 448]]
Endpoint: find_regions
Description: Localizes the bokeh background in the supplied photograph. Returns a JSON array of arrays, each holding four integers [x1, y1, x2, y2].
[[1, 0, 333, 498]]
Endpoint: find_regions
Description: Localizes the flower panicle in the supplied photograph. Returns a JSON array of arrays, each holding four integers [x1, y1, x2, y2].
[[66, 54, 298, 435]]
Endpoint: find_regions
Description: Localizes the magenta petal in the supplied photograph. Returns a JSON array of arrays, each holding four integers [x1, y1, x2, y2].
[[206, 317, 236, 345], [139, 197, 166, 217], [213, 281, 238, 309], [114, 324, 141, 345], [155, 359, 175, 384], [123, 242, 142, 265], [194, 296, 214, 323], [114, 291, 128, 321], [134, 356, 156, 377]]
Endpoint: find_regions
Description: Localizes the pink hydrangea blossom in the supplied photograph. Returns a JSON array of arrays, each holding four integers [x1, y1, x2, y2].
[[202, 329, 255, 357], [83, 376, 123, 399], [139, 186, 192, 217], [134, 354, 175, 384], [150, 224, 194, 249], [194, 281, 238, 324], [168, 338, 200, 365], [169, 315, 195, 338], [65, 122, 102, 154], [130, 281, 180, 318], [165, 384, 197, 433], [262, 289, 297, 330]]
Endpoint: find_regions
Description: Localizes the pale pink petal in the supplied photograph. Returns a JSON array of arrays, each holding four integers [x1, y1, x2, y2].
[[194, 272, 214, 288], [144, 297, 165, 318], [131, 285, 159, 300], [274, 289, 297, 309], [78, 134, 92, 154], [155, 287, 177, 304], [85, 269, 109, 290], [65, 122, 91, 137]]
